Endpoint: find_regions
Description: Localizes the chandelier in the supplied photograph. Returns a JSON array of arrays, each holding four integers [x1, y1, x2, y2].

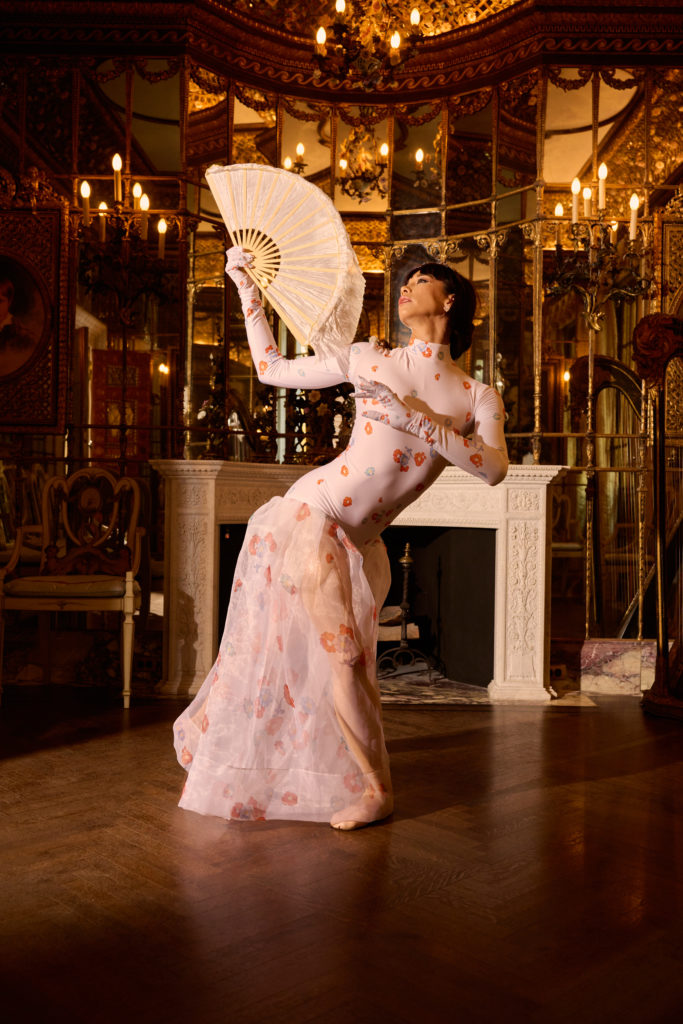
[[337, 124, 389, 203], [75, 153, 174, 259], [314, 1, 422, 90]]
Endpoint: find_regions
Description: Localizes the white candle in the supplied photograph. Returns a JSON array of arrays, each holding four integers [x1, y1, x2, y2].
[[139, 193, 149, 240], [554, 202, 564, 246], [629, 193, 639, 241], [415, 148, 424, 169], [98, 201, 107, 243], [80, 180, 91, 227], [112, 153, 123, 203], [571, 178, 580, 223], [598, 163, 607, 210], [132, 182, 142, 210], [157, 217, 167, 259], [582, 186, 592, 219]]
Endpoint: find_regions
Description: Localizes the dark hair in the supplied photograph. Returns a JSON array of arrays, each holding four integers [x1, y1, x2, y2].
[[402, 262, 477, 360]]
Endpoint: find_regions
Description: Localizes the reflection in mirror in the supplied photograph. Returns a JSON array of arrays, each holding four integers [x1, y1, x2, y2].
[[491, 227, 533, 461], [281, 98, 331, 190], [335, 106, 389, 213], [496, 72, 539, 226], [392, 103, 442, 212], [445, 91, 492, 236]]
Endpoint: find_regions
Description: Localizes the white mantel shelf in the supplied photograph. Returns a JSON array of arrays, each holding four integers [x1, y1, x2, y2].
[[151, 460, 566, 703]]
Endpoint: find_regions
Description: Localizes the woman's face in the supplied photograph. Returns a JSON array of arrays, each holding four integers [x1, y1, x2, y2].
[[398, 271, 453, 328]]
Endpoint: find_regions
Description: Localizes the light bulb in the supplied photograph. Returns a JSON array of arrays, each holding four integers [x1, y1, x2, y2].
[[158, 218, 167, 235], [339, 158, 348, 170], [571, 178, 581, 196], [316, 26, 326, 45], [112, 153, 122, 172], [582, 186, 591, 201], [410, 8, 420, 27], [296, 143, 305, 157], [133, 182, 142, 199], [80, 180, 90, 199], [98, 201, 108, 212], [335, 0, 346, 13], [415, 148, 424, 165], [283, 156, 292, 170], [629, 193, 640, 211], [390, 31, 400, 49], [563, 370, 571, 383], [598, 162, 608, 181], [140, 193, 149, 212], [554, 203, 563, 217], [380, 142, 389, 158], [158, 363, 170, 376]]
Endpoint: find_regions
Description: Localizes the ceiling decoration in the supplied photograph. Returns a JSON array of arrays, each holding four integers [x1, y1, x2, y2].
[[232, 1, 526, 38]]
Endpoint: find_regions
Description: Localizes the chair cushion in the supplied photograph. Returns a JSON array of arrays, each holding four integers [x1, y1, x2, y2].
[[4, 575, 140, 598]]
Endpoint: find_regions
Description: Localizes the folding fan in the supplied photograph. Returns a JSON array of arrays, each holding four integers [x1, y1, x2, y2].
[[205, 163, 365, 360]]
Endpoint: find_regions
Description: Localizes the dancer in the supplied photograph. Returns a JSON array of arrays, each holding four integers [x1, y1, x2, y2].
[[173, 248, 508, 830]]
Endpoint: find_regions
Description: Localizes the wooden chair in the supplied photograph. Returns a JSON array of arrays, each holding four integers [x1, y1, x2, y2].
[[0, 469, 145, 708]]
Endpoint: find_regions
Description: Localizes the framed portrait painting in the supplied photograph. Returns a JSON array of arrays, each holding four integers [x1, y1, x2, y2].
[[0, 205, 69, 433]]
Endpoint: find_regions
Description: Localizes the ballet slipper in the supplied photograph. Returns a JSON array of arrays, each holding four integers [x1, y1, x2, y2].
[[330, 772, 393, 831]]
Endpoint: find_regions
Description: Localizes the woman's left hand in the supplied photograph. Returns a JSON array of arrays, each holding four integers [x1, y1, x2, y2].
[[355, 377, 420, 431]]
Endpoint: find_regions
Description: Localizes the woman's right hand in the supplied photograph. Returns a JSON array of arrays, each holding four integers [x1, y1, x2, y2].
[[225, 246, 255, 288]]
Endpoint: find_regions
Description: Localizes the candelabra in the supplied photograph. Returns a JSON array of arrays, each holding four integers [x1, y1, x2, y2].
[[412, 131, 442, 192], [283, 143, 307, 176], [314, 2, 421, 90], [337, 124, 388, 203], [545, 174, 653, 331], [72, 154, 180, 471]]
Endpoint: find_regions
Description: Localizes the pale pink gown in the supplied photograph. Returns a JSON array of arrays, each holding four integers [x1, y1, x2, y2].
[[173, 280, 507, 822]]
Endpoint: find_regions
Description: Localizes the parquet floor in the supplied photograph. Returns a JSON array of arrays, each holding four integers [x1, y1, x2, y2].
[[1, 688, 683, 1024]]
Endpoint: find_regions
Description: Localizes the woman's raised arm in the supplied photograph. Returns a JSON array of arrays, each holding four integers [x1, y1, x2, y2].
[[226, 247, 349, 390]]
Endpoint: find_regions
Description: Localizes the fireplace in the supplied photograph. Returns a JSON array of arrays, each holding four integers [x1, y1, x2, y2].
[[151, 461, 565, 702]]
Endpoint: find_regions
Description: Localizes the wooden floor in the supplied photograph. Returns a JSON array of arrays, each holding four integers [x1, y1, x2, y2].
[[2, 688, 683, 1024]]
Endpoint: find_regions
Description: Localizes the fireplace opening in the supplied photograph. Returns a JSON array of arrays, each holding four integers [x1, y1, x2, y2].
[[383, 526, 496, 688], [219, 523, 495, 689]]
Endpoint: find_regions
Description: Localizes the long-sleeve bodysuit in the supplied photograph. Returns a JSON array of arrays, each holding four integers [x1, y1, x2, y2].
[[243, 287, 508, 546], [173, 273, 508, 824]]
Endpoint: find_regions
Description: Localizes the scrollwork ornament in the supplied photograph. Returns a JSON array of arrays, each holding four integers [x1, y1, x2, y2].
[[547, 67, 593, 91], [338, 105, 390, 127], [447, 89, 493, 118], [521, 221, 541, 246], [281, 96, 331, 122], [390, 244, 411, 263], [394, 100, 443, 126], [600, 68, 645, 90]]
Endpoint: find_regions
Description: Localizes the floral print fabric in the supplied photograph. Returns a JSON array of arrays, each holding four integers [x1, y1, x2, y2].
[[174, 497, 390, 822]]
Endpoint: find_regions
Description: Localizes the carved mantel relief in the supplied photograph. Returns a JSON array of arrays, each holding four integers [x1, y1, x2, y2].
[[151, 461, 565, 703]]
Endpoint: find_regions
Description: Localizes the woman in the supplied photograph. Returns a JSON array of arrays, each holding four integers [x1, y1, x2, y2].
[[173, 248, 508, 830]]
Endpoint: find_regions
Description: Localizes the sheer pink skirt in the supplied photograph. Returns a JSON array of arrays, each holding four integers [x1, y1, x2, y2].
[[173, 497, 391, 822]]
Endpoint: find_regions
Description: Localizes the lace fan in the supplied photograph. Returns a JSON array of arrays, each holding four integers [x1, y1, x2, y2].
[[206, 163, 365, 359]]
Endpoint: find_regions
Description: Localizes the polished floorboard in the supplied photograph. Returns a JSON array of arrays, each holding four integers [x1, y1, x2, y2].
[[1, 688, 683, 1024]]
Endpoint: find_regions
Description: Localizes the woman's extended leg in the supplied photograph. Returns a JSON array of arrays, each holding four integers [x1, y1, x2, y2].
[[304, 530, 393, 830]]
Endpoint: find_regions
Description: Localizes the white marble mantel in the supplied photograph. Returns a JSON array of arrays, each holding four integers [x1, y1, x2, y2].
[[151, 460, 565, 702]]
